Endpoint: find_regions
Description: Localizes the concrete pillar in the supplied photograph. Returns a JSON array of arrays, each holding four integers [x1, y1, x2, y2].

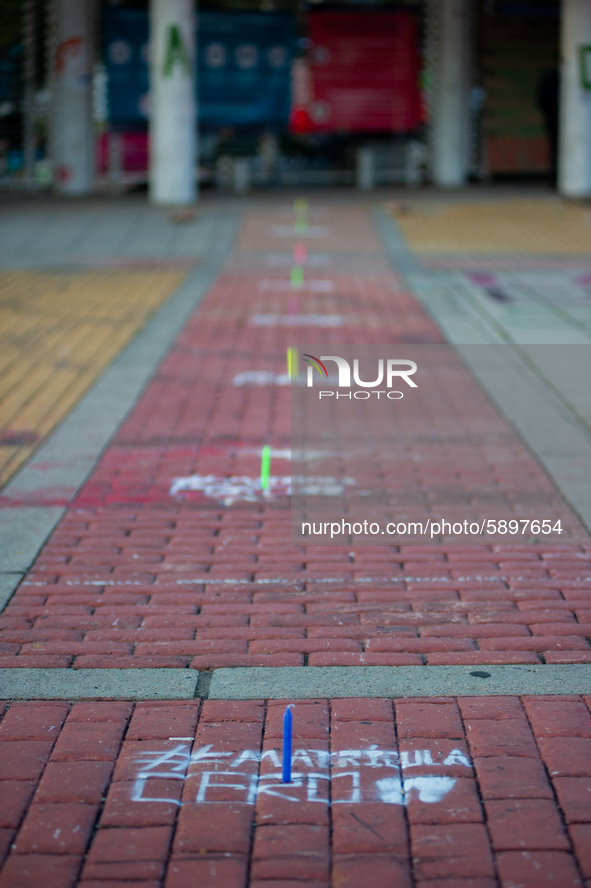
[[429, 0, 471, 188], [149, 0, 197, 205], [356, 147, 375, 192], [233, 158, 251, 195], [108, 132, 124, 194], [259, 132, 278, 183], [405, 140, 426, 187], [559, 0, 591, 198], [52, 0, 95, 195]]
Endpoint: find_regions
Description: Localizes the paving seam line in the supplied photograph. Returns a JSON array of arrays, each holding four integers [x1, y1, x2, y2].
[[1, 665, 591, 700], [0, 208, 243, 612]]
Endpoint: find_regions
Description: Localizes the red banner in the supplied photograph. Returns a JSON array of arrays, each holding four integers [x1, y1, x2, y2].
[[306, 10, 421, 134]]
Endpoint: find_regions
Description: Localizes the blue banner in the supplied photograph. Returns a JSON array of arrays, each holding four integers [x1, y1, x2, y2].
[[103, 9, 149, 123], [198, 12, 294, 128], [103, 8, 294, 128]]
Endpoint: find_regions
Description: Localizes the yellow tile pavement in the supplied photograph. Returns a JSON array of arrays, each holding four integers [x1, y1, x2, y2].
[[0, 269, 185, 488], [389, 199, 591, 254]]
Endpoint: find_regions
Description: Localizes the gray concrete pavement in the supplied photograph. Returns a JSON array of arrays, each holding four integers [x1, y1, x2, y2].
[[375, 208, 591, 535], [0, 188, 589, 642], [0, 198, 241, 611]]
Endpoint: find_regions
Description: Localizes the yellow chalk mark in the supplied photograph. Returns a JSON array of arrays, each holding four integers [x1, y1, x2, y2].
[[287, 347, 298, 379]]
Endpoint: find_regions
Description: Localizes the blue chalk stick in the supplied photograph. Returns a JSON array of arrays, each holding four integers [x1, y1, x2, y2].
[[282, 707, 292, 783]]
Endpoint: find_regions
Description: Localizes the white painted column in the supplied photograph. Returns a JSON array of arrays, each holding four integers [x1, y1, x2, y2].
[[559, 0, 591, 198], [429, 0, 471, 188], [149, 0, 197, 205], [51, 0, 95, 195]]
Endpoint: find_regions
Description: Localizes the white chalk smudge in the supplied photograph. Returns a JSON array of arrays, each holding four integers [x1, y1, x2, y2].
[[270, 225, 327, 238], [257, 280, 335, 292], [170, 474, 355, 505], [233, 371, 291, 387], [376, 775, 456, 805], [249, 314, 344, 327]]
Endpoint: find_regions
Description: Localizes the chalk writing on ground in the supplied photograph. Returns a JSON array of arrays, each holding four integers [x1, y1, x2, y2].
[[249, 314, 344, 326], [270, 225, 327, 238], [170, 475, 356, 505], [233, 371, 291, 386], [131, 743, 470, 807], [257, 280, 335, 292]]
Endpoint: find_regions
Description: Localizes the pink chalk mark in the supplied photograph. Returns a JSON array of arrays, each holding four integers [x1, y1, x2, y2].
[[287, 296, 299, 316], [293, 243, 307, 263], [470, 273, 497, 286]]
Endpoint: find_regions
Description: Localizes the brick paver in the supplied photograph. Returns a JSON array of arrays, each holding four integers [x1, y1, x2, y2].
[[0, 269, 185, 488], [0, 202, 589, 667], [0, 696, 589, 888], [1, 197, 590, 886]]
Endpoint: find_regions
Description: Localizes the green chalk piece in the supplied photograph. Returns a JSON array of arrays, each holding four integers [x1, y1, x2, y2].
[[294, 220, 309, 235], [290, 265, 304, 289], [286, 347, 298, 379], [260, 445, 272, 490], [294, 198, 308, 216]]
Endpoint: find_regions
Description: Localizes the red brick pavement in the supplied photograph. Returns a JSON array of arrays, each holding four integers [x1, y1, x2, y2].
[[1, 203, 590, 667], [1, 696, 591, 888]]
